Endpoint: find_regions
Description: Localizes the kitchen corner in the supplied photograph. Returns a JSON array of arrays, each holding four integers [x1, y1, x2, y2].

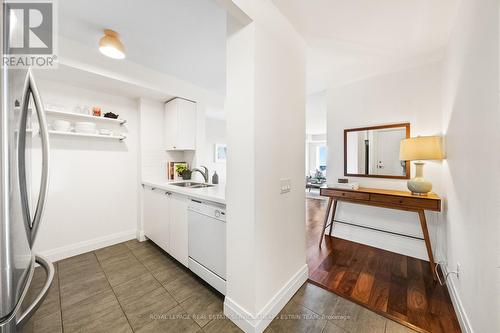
[[141, 177, 227, 295], [138, 92, 227, 296]]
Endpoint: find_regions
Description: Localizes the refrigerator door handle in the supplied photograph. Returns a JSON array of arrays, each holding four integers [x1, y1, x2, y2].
[[18, 69, 50, 247], [16, 255, 55, 328], [0, 255, 54, 330]]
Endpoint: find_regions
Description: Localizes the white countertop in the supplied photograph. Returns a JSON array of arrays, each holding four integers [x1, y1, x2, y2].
[[142, 178, 226, 205]]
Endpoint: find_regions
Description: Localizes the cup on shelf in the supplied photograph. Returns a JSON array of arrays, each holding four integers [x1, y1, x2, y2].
[[92, 106, 102, 117], [82, 105, 91, 115], [74, 122, 97, 134], [52, 120, 72, 132]]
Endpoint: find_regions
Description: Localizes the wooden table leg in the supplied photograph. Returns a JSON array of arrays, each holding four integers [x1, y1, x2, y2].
[[328, 200, 338, 236], [418, 210, 437, 281], [319, 197, 333, 247]]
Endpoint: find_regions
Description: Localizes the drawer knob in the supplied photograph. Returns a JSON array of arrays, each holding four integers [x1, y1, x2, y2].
[[342, 193, 346, 196], [399, 200, 403, 204]]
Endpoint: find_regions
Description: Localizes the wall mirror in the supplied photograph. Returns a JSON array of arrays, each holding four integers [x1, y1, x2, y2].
[[344, 123, 410, 179]]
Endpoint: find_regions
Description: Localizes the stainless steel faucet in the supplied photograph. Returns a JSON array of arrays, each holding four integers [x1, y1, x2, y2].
[[192, 166, 209, 183]]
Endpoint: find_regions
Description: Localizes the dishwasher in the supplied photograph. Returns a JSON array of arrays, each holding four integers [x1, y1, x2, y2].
[[188, 199, 226, 295]]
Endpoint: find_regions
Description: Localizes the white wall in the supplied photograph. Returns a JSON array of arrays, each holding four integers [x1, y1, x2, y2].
[[225, 20, 257, 317], [253, 15, 306, 312], [441, 0, 500, 331], [224, 0, 307, 331], [32, 80, 139, 260], [306, 90, 326, 135], [203, 117, 227, 183], [326, 61, 444, 260]]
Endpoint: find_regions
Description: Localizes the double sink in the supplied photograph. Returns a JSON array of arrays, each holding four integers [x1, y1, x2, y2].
[[170, 182, 214, 189]]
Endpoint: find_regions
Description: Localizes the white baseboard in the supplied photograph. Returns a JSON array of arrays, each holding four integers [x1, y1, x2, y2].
[[442, 266, 473, 333], [37, 229, 137, 262], [224, 264, 308, 333], [331, 222, 428, 261], [137, 229, 147, 241]]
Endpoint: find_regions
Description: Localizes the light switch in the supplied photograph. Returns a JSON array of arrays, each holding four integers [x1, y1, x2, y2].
[[280, 178, 291, 194]]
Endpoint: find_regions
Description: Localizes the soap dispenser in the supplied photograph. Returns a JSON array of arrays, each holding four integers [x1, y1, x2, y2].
[[212, 171, 219, 184]]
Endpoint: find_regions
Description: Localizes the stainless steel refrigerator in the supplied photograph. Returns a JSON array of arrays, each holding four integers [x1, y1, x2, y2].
[[0, 3, 54, 332]]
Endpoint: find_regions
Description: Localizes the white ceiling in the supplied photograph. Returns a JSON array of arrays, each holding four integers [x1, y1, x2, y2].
[[271, 0, 459, 93], [58, 0, 227, 95]]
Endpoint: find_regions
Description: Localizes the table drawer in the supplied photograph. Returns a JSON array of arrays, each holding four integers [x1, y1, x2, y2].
[[370, 194, 439, 210], [325, 189, 370, 201]]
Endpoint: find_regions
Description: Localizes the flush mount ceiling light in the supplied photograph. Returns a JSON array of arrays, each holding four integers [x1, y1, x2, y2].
[[99, 29, 125, 59]]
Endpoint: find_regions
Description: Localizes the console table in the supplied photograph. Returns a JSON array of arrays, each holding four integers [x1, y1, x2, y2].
[[319, 187, 441, 280]]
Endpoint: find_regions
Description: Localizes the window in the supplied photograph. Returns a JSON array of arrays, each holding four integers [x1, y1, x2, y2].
[[316, 145, 327, 172]]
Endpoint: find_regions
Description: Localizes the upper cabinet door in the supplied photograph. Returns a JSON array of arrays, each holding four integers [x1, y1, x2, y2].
[[176, 99, 197, 150], [164, 98, 197, 151], [164, 100, 178, 150]]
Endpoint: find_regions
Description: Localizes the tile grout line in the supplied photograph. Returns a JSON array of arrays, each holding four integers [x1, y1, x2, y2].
[[122, 241, 192, 330], [125, 241, 212, 329], [93, 249, 136, 333], [126, 240, 216, 330], [289, 297, 348, 333], [290, 287, 400, 333], [126, 241, 182, 307]]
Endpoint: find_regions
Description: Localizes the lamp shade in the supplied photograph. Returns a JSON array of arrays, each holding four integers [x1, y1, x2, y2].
[[99, 29, 125, 59], [400, 136, 444, 161]]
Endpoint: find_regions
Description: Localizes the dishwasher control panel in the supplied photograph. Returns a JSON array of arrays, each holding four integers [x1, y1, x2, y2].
[[188, 199, 226, 222]]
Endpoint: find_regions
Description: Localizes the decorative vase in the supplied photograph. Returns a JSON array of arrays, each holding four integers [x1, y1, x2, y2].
[[407, 162, 432, 195], [182, 171, 192, 180]]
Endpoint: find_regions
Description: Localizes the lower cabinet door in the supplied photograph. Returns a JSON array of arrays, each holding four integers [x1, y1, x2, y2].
[[169, 193, 189, 266], [143, 187, 170, 253]]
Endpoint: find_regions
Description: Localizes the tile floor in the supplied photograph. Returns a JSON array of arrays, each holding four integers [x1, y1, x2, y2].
[[21, 240, 417, 333]]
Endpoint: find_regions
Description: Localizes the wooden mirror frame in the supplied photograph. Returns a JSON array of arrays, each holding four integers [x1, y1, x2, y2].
[[343, 123, 411, 179]]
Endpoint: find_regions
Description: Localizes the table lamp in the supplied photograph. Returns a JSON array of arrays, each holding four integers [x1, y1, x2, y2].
[[399, 136, 444, 195]]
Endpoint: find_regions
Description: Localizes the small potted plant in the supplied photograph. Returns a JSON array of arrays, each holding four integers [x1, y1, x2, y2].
[[176, 164, 192, 180]]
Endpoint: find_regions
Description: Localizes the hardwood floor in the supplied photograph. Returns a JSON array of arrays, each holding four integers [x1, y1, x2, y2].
[[306, 198, 461, 333]]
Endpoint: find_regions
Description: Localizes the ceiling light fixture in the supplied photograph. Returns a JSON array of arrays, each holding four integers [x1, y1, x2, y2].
[[99, 29, 125, 59]]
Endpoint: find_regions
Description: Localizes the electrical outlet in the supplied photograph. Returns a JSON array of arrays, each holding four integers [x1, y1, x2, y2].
[[280, 179, 291, 194], [456, 262, 461, 279]]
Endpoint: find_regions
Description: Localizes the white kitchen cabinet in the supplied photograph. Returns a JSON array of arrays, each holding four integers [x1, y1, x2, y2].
[[142, 187, 189, 267], [164, 98, 197, 150], [168, 193, 189, 266], [143, 187, 170, 253]]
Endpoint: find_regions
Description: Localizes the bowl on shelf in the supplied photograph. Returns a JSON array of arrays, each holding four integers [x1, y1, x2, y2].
[[52, 120, 72, 132], [74, 122, 97, 134], [99, 129, 113, 136]]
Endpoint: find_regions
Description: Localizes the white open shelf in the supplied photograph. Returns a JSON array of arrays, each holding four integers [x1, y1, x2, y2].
[[48, 130, 126, 141], [45, 108, 126, 125]]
